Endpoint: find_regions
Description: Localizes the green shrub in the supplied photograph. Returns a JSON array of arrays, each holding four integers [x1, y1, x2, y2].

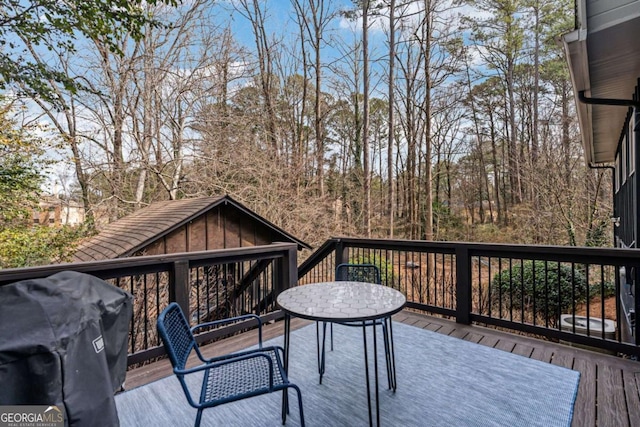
[[490, 260, 589, 321], [0, 224, 89, 268], [590, 280, 616, 299]]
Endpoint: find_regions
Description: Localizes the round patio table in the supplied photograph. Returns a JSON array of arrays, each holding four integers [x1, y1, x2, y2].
[[277, 281, 406, 427]]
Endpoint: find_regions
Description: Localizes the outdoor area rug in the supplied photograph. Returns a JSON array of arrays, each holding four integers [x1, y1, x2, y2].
[[116, 321, 580, 426]]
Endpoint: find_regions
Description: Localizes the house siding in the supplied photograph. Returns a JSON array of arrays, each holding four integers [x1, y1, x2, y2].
[[614, 80, 640, 249], [613, 79, 640, 345]]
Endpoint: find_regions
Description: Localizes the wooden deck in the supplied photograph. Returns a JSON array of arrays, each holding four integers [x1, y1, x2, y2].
[[124, 310, 640, 427]]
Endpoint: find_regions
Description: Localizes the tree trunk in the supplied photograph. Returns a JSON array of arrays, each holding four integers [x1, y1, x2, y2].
[[362, 0, 371, 236], [422, 0, 433, 240], [387, 0, 396, 238]]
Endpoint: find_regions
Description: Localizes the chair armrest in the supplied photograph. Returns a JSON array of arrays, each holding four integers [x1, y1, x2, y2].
[[205, 346, 274, 363], [191, 314, 263, 346], [270, 345, 285, 360]]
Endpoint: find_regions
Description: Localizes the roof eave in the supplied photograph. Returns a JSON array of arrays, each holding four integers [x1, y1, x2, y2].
[[561, 28, 596, 164]]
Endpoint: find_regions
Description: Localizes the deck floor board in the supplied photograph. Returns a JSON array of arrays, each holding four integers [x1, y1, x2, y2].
[[625, 373, 640, 425], [598, 364, 629, 427], [572, 357, 596, 427]]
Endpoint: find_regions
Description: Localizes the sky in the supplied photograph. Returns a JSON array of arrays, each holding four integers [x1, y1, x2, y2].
[[36, 0, 487, 194]]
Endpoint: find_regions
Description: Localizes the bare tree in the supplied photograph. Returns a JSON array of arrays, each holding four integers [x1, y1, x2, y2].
[[235, 0, 280, 155], [386, 0, 397, 237], [292, 0, 336, 197], [464, 0, 526, 208], [362, 0, 372, 236], [15, 54, 94, 223]]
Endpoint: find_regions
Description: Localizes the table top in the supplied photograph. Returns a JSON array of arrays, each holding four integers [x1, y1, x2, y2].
[[277, 281, 406, 322]]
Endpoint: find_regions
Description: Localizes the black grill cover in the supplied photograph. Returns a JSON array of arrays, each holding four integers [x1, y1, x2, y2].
[[0, 271, 133, 426]]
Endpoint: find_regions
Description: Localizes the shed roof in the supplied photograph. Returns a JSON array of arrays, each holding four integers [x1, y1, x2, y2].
[[73, 195, 310, 262]]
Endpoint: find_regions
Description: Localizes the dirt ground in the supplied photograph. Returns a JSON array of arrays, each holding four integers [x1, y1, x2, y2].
[[575, 296, 617, 321]]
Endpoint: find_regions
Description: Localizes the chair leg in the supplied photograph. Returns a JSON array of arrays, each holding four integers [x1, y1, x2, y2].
[[195, 409, 203, 427], [296, 384, 306, 427], [283, 384, 305, 427]]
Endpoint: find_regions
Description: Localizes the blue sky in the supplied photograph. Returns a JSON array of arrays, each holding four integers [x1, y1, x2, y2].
[[220, 0, 371, 60], [214, 0, 429, 96]]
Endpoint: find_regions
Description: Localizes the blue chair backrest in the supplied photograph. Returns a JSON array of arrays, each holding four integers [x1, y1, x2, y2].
[[157, 303, 196, 371], [335, 263, 381, 284]]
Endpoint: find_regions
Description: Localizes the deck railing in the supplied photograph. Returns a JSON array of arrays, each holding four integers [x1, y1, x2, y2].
[[0, 243, 298, 366], [2, 238, 639, 364], [298, 237, 640, 357]]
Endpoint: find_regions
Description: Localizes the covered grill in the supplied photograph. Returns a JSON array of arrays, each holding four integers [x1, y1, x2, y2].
[[0, 271, 133, 426]]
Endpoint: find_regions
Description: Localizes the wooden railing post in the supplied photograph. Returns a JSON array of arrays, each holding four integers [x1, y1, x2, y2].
[[275, 245, 298, 293], [170, 260, 190, 318], [335, 239, 347, 267], [456, 246, 472, 324]]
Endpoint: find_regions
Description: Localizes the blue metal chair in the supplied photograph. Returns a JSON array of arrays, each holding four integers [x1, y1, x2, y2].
[[157, 302, 305, 427], [335, 263, 381, 284], [317, 264, 397, 391]]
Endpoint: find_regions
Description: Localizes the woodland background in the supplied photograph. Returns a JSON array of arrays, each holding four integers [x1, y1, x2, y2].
[[0, 0, 613, 268]]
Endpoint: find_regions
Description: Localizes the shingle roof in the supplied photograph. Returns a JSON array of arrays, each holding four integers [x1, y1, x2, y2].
[[73, 195, 309, 262]]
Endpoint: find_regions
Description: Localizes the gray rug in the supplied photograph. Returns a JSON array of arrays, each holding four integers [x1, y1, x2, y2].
[[116, 322, 579, 427]]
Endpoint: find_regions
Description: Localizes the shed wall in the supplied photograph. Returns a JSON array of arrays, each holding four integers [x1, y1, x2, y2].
[[134, 204, 278, 256]]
